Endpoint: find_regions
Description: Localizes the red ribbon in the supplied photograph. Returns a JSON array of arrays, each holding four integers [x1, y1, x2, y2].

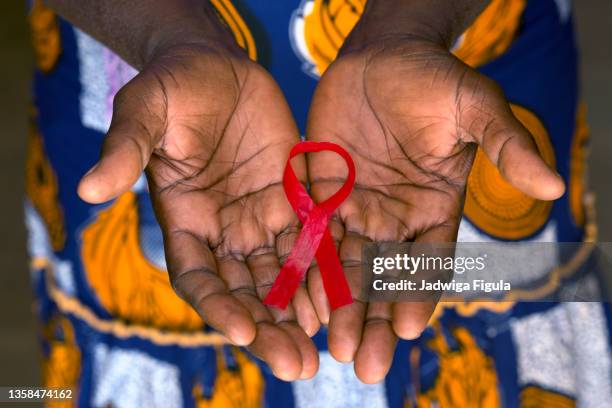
[[264, 141, 354, 310]]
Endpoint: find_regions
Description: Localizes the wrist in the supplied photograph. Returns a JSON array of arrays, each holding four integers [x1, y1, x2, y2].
[[344, 0, 489, 52], [140, 2, 241, 68]]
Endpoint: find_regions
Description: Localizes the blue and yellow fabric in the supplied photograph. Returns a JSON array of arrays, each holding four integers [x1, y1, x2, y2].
[[25, 0, 611, 407]]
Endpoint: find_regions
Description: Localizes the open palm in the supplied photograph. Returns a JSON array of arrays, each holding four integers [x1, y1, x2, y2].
[[306, 38, 564, 383], [78, 44, 319, 380]]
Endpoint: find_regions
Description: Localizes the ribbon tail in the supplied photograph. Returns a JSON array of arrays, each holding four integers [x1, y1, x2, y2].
[[264, 209, 328, 309], [315, 229, 353, 310], [264, 258, 305, 309]]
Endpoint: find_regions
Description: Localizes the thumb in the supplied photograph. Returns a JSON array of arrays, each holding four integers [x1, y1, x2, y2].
[[468, 85, 565, 201], [78, 75, 165, 203]]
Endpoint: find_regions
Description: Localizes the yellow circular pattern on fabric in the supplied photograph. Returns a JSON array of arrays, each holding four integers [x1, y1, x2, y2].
[[194, 348, 263, 408], [415, 324, 500, 407], [29, 0, 62, 73], [464, 104, 556, 240], [210, 0, 257, 61], [303, 0, 366, 76], [25, 110, 66, 251], [452, 0, 527, 68], [42, 315, 81, 408]]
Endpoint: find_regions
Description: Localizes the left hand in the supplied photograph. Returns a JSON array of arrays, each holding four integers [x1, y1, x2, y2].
[[305, 33, 564, 383]]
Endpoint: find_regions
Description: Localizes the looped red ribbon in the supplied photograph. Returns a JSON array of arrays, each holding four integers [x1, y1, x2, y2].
[[264, 141, 354, 310]]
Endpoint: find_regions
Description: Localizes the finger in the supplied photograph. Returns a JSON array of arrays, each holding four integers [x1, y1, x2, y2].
[[292, 286, 320, 337], [393, 223, 455, 339], [165, 231, 256, 346], [468, 84, 564, 200], [277, 228, 320, 336], [218, 256, 306, 380], [392, 301, 436, 340], [78, 74, 165, 203], [354, 302, 397, 384], [246, 251, 320, 379], [247, 249, 318, 337], [327, 232, 370, 363], [307, 217, 344, 324], [248, 322, 303, 381], [278, 321, 320, 380], [328, 299, 366, 363], [242, 302, 305, 381], [307, 266, 329, 324], [247, 248, 308, 332]]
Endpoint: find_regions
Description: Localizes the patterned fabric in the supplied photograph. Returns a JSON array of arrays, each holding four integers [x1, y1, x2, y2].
[[25, 0, 612, 407]]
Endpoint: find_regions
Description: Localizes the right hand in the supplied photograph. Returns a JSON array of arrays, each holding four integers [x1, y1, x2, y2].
[[77, 34, 319, 380]]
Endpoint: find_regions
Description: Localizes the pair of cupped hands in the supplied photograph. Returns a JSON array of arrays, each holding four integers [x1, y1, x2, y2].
[[77, 18, 564, 383]]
